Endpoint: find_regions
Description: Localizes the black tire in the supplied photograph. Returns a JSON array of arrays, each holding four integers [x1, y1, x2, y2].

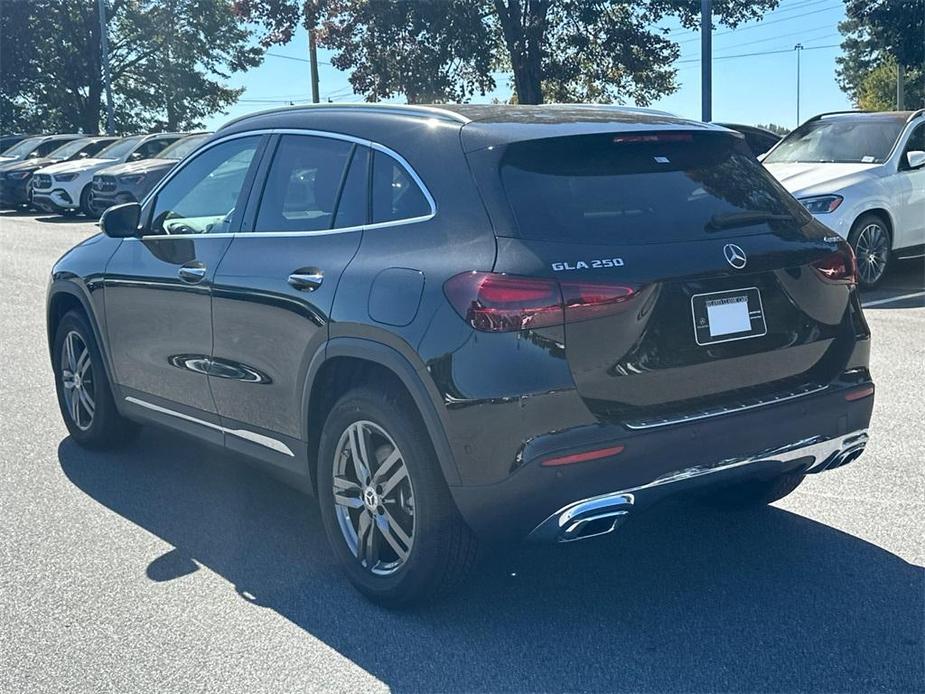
[[848, 213, 892, 289], [53, 310, 138, 448], [79, 185, 95, 217], [317, 385, 478, 607], [703, 472, 805, 510]]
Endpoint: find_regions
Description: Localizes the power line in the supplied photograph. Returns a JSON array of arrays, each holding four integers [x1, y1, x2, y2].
[[703, 26, 840, 56], [664, 0, 839, 39], [266, 51, 332, 67], [677, 3, 842, 45], [677, 41, 840, 66]]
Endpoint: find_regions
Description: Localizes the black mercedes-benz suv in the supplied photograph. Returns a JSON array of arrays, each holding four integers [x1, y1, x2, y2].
[[47, 104, 874, 605]]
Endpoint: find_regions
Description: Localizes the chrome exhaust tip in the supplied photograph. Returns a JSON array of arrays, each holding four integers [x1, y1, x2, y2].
[[530, 493, 635, 543]]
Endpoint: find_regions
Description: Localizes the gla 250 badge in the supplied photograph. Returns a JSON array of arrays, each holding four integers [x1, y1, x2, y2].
[[551, 258, 625, 272]]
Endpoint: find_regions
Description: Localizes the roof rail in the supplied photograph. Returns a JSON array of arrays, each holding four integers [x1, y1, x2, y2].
[[219, 102, 470, 130], [907, 108, 925, 123], [807, 110, 868, 122]]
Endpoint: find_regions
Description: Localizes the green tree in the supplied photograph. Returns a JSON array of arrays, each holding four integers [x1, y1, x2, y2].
[[754, 123, 790, 136], [857, 57, 924, 111], [234, 0, 780, 105], [0, 0, 261, 135], [837, 0, 925, 108]]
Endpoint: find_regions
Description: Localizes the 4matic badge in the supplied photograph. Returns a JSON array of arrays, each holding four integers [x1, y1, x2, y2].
[[551, 258, 625, 271]]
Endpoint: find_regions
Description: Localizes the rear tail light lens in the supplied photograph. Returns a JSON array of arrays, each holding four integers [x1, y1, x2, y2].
[[444, 272, 639, 332], [812, 244, 857, 285], [560, 281, 637, 322], [444, 272, 563, 332]]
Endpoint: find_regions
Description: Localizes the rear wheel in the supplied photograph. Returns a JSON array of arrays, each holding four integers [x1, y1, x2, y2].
[[317, 386, 478, 606], [53, 310, 137, 448], [849, 213, 892, 289], [704, 472, 805, 510]]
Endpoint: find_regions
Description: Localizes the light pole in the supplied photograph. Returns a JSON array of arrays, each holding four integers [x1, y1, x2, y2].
[[794, 43, 803, 127], [701, 0, 712, 122], [98, 0, 115, 134]]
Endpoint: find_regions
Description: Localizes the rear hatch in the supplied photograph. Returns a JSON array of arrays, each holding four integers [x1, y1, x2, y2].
[[464, 130, 860, 423]]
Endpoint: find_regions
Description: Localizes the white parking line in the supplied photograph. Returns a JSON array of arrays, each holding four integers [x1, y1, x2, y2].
[[861, 290, 925, 308]]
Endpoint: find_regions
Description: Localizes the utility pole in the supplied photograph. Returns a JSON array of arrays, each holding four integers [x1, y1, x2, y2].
[[897, 62, 906, 110], [701, 0, 712, 122], [308, 28, 320, 104], [794, 43, 803, 126], [98, 0, 115, 135]]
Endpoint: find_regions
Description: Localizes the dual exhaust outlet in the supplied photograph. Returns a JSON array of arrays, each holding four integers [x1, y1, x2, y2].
[[530, 429, 869, 544]]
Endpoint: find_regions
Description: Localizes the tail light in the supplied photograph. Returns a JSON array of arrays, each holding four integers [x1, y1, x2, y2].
[[444, 272, 639, 333], [812, 244, 857, 285]]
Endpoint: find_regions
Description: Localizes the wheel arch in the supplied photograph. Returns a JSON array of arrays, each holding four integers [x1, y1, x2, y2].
[[301, 337, 461, 492], [851, 207, 895, 247], [47, 281, 116, 386]]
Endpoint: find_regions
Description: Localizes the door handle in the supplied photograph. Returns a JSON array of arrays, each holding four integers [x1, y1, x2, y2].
[[288, 269, 324, 291], [178, 262, 207, 284]]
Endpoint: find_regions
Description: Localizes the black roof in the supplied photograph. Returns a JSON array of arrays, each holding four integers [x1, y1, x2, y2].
[[219, 102, 729, 151]]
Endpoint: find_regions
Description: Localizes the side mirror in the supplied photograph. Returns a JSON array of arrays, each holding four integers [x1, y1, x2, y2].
[[128, 152, 142, 161], [100, 202, 141, 238], [906, 150, 925, 169]]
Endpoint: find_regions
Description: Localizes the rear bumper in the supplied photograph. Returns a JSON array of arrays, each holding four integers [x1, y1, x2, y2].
[[529, 427, 868, 542], [450, 381, 875, 544]]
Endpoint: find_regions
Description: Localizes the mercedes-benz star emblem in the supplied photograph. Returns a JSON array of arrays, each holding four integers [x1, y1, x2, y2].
[[723, 243, 747, 270]]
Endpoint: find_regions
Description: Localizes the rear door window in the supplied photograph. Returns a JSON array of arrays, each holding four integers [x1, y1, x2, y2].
[[254, 134, 354, 233], [499, 132, 806, 244]]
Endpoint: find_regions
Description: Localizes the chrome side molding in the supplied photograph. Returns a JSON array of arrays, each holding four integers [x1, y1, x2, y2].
[[529, 428, 869, 543], [124, 396, 295, 457]]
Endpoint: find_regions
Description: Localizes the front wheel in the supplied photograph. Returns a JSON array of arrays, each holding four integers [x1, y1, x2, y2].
[[849, 213, 892, 289], [53, 310, 137, 448], [317, 386, 478, 606]]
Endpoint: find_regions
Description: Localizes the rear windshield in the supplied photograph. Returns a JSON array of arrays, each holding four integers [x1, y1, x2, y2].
[[499, 132, 806, 243]]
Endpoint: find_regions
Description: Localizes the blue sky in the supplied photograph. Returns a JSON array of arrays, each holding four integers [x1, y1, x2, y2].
[[204, 0, 851, 132]]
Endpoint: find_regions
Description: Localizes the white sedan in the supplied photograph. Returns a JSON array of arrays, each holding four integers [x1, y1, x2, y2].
[[764, 109, 924, 287], [31, 133, 180, 217]]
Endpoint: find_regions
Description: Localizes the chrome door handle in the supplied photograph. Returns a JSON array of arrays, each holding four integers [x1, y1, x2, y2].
[[178, 262, 207, 284], [288, 269, 324, 291]]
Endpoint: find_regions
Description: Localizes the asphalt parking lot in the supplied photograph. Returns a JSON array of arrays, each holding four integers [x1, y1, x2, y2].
[[1, 211, 922, 693]]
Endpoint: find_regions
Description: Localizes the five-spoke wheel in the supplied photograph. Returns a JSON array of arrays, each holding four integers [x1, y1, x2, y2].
[[317, 386, 478, 606], [60, 330, 96, 431], [332, 420, 415, 575]]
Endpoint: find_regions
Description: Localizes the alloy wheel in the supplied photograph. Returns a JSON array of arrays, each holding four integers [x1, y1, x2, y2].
[[332, 420, 415, 576], [854, 223, 889, 286], [61, 330, 96, 431]]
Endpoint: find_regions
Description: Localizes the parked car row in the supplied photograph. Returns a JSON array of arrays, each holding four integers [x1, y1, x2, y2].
[[0, 132, 210, 218]]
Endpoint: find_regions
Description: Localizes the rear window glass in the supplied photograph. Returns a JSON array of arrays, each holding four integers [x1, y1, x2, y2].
[[499, 133, 806, 244]]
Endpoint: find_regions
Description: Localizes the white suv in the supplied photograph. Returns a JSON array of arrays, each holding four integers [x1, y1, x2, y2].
[[764, 110, 925, 287], [31, 133, 180, 217]]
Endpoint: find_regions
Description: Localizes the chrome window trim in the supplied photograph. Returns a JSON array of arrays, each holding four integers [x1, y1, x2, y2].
[[131, 127, 436, 241], [125, 396, 295, 457]]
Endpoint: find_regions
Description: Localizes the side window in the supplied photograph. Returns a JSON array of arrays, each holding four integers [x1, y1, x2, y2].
[[139, 139, 171, 159], [904, 124, 925, 154], [254, 135, 354, 233], [150, 136, 260, 235], [333, 146, 369, 229], [81, 140, 110, 157], [36, 140, 66, 156], [371, 150, 431, 224]]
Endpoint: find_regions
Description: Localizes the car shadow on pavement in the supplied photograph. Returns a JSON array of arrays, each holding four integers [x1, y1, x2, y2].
[[58, 430, 923, 693]]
